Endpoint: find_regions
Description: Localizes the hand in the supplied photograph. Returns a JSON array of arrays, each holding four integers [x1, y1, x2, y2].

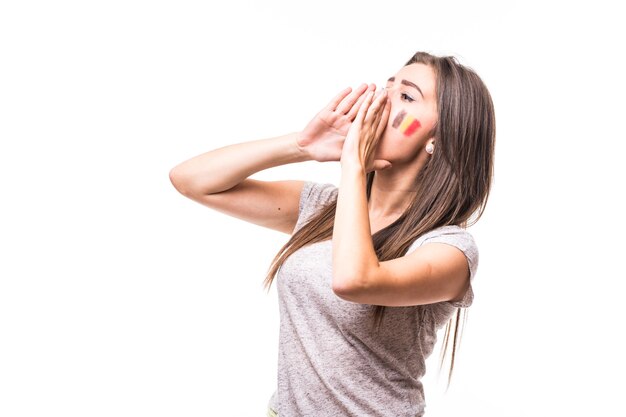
[[297, 83, 375, 162], [340, 89, 392, 173]]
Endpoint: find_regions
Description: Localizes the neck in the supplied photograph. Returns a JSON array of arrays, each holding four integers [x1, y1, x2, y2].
[[368, 151, 430, 220]]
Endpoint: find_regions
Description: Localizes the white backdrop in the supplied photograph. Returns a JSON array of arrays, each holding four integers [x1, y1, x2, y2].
[[1, 1, 624, 416]]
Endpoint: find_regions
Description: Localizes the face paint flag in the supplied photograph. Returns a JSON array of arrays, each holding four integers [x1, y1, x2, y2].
[[392, 109, 421, 136]]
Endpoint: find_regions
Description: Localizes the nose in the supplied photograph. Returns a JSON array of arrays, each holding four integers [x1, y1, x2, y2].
[[382, 85, 400, 102], [381, 86, 401, 114]]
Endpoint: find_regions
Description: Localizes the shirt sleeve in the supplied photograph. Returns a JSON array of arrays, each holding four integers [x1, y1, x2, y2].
[[292, 181, 338, 235], [421, 227, 479, 308]]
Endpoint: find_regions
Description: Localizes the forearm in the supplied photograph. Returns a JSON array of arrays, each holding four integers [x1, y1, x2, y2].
[[169, 132, 311, 195], [332, 166, 380, 293]]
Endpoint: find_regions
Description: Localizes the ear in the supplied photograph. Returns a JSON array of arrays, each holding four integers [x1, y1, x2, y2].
[[425, 139, 435, 155]]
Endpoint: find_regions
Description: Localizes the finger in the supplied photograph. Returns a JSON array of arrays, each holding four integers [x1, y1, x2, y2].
[[355, 91, 375, 125], [335, 83, 368, 114], [364, 90, 388, 124], [370, 160, 393, 173], [363, 96, 388, 155], [363, 97, 387, 134], [372, 93, 389, 124], [345, 83, 378, 119], [374, 99, 391, 139], [346, 88, 371, 120], [346, 92, 367, 121], [325, 87, 353, 111]]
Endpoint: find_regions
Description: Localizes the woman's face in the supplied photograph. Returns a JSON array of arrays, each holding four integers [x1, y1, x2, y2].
[[375, 63, 438, 163]]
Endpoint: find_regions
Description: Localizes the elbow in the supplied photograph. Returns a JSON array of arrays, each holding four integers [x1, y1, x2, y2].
[[168, 166, 184, 193], [169, 166, 194, 196], [332, 276, 362, 301], [332, 263, 379, 302]]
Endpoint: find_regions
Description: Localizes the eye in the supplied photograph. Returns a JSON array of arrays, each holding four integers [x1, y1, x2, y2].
[[401, 92, 415, 103]]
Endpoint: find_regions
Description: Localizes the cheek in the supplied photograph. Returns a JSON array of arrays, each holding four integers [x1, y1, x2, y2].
[[391, 109, 422, 137], [377, 127, 420, 158]]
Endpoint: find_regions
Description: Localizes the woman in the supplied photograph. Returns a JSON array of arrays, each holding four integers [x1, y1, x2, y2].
[[169, 51, 495, 416]]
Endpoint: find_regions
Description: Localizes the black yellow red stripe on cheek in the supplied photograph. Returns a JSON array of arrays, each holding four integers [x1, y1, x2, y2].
[[391, 109, 421, 136]]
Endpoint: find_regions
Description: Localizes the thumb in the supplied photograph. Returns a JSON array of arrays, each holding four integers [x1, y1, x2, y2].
[[370, 160, 393, 172]]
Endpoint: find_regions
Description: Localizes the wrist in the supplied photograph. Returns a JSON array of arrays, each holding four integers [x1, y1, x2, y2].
[[340, 160, 366, 176], [289, 132, 313, 162]]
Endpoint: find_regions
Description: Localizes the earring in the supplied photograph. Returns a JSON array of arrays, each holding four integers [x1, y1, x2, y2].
[[425, 143, 434, 154]]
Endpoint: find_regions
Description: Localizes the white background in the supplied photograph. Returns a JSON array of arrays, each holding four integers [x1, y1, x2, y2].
[[1, 1, 624, 416]]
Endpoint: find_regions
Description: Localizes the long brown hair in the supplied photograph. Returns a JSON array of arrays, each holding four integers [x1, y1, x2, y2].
[[263, 51, 496, 390]]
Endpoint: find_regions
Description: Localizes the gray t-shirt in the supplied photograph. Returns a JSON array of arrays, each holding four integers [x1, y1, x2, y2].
[[268, 181, 479, 416]]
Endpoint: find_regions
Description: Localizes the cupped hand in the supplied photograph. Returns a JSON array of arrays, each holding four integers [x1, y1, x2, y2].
[[297, 83, 375, 162], [340, 89, 392, 173]]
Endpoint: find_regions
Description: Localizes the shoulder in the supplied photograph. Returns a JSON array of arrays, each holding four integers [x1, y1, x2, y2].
[[292, 181, 338, 234], [299, 181, 338, 214], [409, 225, 480, 308], [408, 225, 479, 280]]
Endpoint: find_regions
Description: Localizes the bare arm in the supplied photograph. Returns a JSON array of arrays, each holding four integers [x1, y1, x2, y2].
[[169, 132, 312, 234], [332, 88, 469, 306], [169, 132, 310, 195], [169, 83, 374, 235]]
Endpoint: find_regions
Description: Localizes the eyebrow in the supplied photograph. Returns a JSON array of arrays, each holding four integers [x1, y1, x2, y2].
[[387, 76, 424, 99]]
